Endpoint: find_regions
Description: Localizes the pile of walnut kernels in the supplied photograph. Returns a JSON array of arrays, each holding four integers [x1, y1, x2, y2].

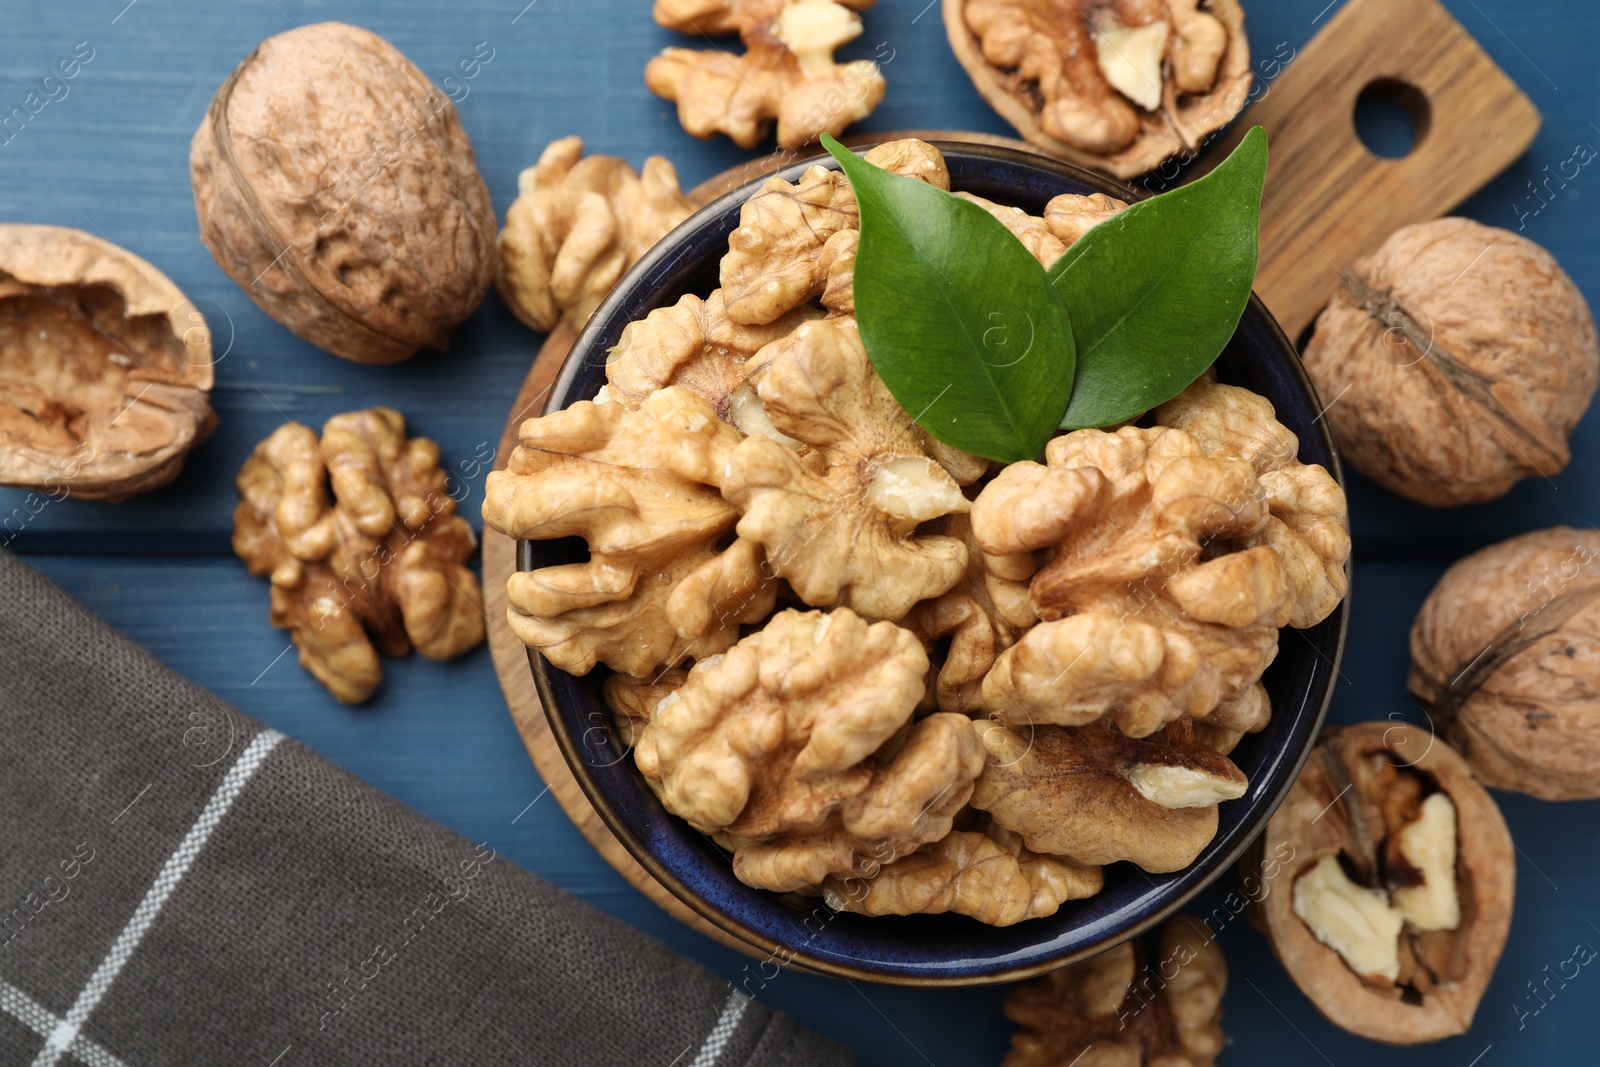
[[482, 138, 1352, 927]]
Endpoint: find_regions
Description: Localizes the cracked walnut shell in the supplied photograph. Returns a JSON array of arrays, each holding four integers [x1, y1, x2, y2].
[[1253, 722, 1514, 1044], [192, 23, 496, 364], [972, 718, 1247, 873], [233, 409, 486, 703], [1004, 912, 1227, 1067], [0, 224, 215, 502], [647, 0, 885, 150], [972, 424, 1292, 736], [498, 137, 696, 333], [1410, 526, 1600, 800], [482, 388, 776, 677], [946, 0, 1252, 178], [1304, 218, 1599, 506], [634, 607, 985, 892]]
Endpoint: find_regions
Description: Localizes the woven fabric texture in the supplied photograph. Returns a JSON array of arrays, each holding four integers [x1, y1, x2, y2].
[[0, 547, 848, 1067]]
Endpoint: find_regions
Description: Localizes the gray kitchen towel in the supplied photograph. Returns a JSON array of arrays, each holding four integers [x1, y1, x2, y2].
[[0, 548, 849, 1067]]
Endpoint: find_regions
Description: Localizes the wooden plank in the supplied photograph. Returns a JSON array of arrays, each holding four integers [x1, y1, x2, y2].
[[1206, 0, 1541, 338]]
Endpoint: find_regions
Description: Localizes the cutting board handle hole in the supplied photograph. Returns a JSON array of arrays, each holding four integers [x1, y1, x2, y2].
[[1353, 77, 1432, 159]]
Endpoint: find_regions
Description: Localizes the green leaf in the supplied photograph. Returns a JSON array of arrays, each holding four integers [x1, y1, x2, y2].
[[822, 135, 1076, 463], [1048, 126, 1268, 430]]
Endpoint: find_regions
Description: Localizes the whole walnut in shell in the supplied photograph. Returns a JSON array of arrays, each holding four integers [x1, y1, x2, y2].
[[1252, 722, 1513, 1044], [233, 409, 486, 703], [191, 23, 496, 364], [498, 137, 696, 333], [1004, 913, 1227, 1066], [1410, 527, 1600, 799], [946, 0, 1252, 178], [0, 224, 214, 502], [1304, 218, 1599, 506]]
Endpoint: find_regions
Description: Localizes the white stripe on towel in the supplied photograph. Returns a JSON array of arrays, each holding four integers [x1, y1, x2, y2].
[[30, 729, 283, 1067]]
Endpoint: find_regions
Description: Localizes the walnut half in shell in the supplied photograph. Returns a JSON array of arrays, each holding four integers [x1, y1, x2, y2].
[[1251, 722, 1514, 1044], [945, 0, 1252, 178], [0, 224, 215, 502]]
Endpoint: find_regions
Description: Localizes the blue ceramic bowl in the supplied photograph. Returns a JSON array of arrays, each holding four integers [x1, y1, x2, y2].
[[521, 141, 1348, 986]]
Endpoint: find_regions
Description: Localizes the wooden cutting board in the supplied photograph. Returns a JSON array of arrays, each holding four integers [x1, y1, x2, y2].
[[484, 0, 1539, 956]]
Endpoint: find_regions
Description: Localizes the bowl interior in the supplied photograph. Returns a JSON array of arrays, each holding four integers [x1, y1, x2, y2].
[[522, 142, 1348, 985]]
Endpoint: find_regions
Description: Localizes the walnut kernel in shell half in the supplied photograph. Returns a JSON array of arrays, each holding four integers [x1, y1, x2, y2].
[[191, 23, 497, 364], [1304, 218, 1599, 506], [1251, 722, 1513, 1044], [1004, 912, 1226, 1067], [1410, 526, 1600, 800], [233, 409, 486, 703], [0, 224, 215, 502], [946, 0, 1252, 178]]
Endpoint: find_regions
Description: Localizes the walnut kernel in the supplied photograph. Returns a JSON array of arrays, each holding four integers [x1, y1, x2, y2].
[[498, 137, 696, 333], [233, 409, 485, 703], [946, 0, 1252, 177], [1254, 722, 1514, 1044]]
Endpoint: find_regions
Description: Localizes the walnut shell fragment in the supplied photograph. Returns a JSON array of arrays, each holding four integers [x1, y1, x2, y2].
[[972, 424, 1293, 737], [191, 23, 496, 364], [647, 0, 886, 150], [481, 388, 776, 676], [1304, 218, 1599, 506], [498, 136, 696, 333], [1410, 526, 1600, 800], [0, 224, 215, 502], [1004, 912, 1227, 1066], [1253, 722, 1514, 1044], [233, 409, 486, 703], [634, 608, 985, 892], [822, 823, 1102, 925], [946, 0, 1252, 178], [973, 718, 1247, 872]]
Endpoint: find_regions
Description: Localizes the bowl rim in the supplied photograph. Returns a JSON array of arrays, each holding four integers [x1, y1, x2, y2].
[[523, 138, 1350, 986]]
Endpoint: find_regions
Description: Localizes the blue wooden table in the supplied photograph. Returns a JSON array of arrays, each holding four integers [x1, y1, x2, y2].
[[4, 2, 1597, 1063]]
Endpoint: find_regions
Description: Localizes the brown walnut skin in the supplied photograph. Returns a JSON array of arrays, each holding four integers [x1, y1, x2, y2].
[[1253, 722, 1514, 1045], [1304, 218, 1599, 506], [0, 224, 215, 502], [191, 23, 496, 364], [1004, 912, 1227, 1066], [1410, 527, 1600, 799], [945, 0, 1252, 179]]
